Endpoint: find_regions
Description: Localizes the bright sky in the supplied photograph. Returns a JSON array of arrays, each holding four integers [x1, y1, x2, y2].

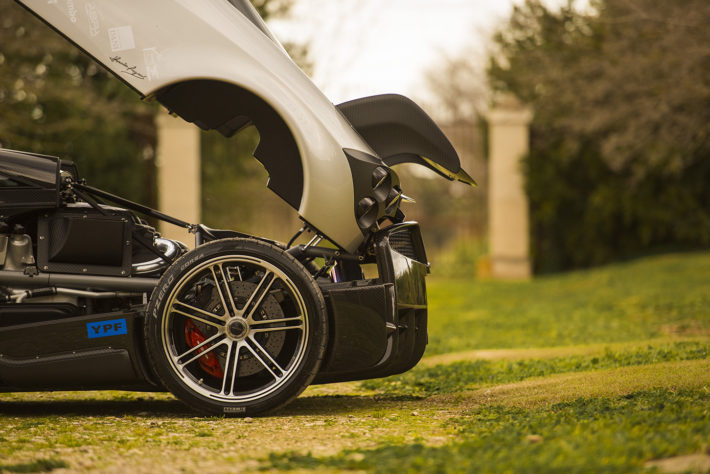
[[269, 0, 524, 105]]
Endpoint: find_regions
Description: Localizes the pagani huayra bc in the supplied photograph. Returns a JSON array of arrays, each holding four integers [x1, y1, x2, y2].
[[0, 0, 474, 415]]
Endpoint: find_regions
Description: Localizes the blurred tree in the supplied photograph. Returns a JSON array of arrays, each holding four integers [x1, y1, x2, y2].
[[251, 0, 292, 19], [488, 0, 710, 272], [0, 0, 155, 204], [410, 51, 488, 268], [491, 0, 710, 174], [200, 126, 301, 241], [426, 51, 488, 125]]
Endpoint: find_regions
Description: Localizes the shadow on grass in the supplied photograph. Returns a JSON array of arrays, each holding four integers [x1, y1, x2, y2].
[[0, 393, 422, 418]]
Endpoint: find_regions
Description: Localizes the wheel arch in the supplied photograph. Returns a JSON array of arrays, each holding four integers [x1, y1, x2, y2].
[[154, 79, 304, 210]]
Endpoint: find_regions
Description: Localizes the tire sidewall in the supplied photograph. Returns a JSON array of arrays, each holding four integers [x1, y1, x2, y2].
[[145, 238, 327, 416]]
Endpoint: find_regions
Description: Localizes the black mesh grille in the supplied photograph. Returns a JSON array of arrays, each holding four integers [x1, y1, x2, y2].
[[389, 230, 421, 262]]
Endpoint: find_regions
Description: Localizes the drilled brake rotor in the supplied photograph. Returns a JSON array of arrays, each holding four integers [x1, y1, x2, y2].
[[196, 280, 286, 377]]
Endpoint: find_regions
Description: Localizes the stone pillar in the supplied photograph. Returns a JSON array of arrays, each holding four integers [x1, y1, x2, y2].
[[156, 110, 200, 247], [487, 96, 533, 279]]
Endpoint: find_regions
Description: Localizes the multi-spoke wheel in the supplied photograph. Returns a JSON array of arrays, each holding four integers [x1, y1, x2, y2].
[[145, 238, 327, 416]]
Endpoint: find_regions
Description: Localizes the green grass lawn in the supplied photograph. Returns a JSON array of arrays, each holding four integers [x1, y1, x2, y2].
[[426, 251, 710, 355], [268, 387, 710, 473], [1, 251, 708, 473], [361, 340, 710, 397]]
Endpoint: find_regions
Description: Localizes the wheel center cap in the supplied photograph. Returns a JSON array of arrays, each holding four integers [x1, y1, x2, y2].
[[226, 318, 249, 339]]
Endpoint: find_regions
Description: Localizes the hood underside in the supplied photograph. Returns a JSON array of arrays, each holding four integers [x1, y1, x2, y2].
[[15, 0, 474, 253]]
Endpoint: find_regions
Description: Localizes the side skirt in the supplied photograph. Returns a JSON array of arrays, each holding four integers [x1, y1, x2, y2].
[[0, 310, 159, 392]]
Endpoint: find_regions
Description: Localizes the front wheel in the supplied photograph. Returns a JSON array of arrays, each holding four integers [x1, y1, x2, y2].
[[145, 238, 327, 416]]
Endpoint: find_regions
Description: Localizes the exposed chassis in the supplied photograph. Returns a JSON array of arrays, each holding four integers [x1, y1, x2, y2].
[[1, 0, 472, 415], [0, 225, 428, 389], [0, 149, 430, 415]]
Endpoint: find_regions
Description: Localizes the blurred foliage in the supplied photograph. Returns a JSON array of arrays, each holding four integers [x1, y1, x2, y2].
[[429, 235, 487, 278], [0, 0, 156, 204], [250, 0, 292, 19], [489, 0, 710, 272], [418, 59, 488, 274], [425, 53, 488, 124], [200, 126, 300, 241], [201, 127, 261, 230], [395, 120, 487, 267]]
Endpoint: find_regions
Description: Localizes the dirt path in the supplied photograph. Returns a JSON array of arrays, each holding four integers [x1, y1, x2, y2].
[[419, 337, 707, 367], [429, 358, 710, 410], [2, 358, 709, 473]]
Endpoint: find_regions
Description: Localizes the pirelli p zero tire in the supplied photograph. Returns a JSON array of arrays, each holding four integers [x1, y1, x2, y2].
[[145, 238, 327, 416]]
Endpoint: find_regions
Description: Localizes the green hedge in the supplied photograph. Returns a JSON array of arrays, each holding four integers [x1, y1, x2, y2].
[[526, 134, 710, 273], [488, 0, 710, 272]]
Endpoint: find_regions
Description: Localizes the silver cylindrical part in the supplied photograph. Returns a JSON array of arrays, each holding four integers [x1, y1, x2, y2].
[[0, 270, 158, 291], [11, 287, 142, 303], [132, 237, 181, 275]]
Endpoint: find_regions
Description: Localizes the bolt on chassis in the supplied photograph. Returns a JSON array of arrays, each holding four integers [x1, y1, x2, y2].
[[1, 0, 475, 415]]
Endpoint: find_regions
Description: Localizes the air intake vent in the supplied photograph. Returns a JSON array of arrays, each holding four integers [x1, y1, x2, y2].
[[389, 228, 426, 264]]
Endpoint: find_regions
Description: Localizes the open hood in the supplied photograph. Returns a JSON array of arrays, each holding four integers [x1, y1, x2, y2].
[[16, 0, 474, 253], [337, 95, 476, 186]]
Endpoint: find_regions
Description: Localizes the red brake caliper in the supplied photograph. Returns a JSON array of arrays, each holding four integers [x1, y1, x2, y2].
[[184, 319, 225, 378]]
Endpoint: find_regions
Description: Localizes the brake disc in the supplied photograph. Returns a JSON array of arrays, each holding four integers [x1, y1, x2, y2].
[[195, 280, 286, 377]]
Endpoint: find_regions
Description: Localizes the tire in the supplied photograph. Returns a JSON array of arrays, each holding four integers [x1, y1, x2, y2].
[[145, 238, 327, 416]]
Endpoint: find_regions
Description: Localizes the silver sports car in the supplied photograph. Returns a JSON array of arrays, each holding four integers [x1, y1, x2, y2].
[[0, 0, 474, 415]]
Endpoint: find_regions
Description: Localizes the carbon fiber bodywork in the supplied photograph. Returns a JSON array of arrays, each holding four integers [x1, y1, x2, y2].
[[315, 224, 428, 384]]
